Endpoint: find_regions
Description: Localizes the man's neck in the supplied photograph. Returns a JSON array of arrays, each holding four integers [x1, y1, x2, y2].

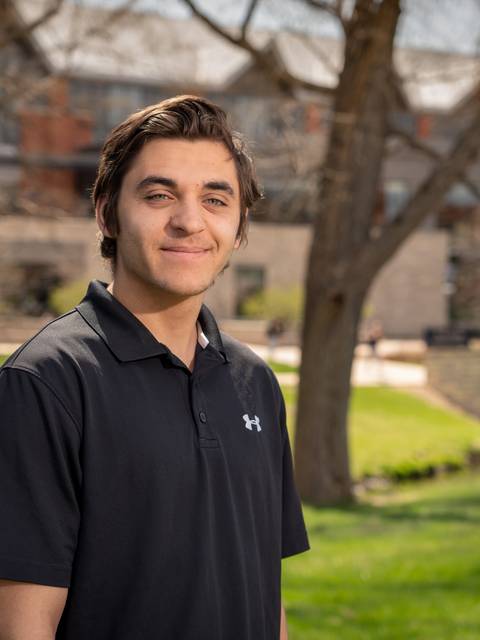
[[107, 277, 205, 372]]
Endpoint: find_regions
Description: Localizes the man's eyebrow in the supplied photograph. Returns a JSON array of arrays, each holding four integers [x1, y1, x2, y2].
[[135, 176, 235, 197], [135, 176, 177, 192], [203, 181, 235, 197]]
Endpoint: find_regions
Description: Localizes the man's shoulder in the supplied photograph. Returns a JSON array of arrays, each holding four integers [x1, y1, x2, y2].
[[2, 308, 95, 376], [220, 331, 281, 393], [220, 331, 267, 367], [0, 310, 96, 426]]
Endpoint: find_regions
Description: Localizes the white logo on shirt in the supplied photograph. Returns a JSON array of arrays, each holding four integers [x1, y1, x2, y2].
[[243, 414, 262, 432]]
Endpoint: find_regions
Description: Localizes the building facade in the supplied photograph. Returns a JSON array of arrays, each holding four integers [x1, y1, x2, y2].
[[1, 0, 478, 334]]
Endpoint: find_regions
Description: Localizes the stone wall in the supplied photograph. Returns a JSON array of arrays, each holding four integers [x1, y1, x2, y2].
[[366, 229, 448, 336], [450, 208, 480, 325], [426, 347, 480, 417], [0, 215, 109, 310], [0, 215, 448, 337], [205, 223, 448, 337]]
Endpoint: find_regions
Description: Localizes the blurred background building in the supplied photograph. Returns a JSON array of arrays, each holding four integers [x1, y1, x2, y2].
[[1, 0, 480, 339]]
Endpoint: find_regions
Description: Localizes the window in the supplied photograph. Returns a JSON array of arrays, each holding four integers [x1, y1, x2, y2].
[[70, 80, 167, 141], [0, 110, 18, 145], [446, 183, 477, 207], [383, 180, 409, 221], [234, 265, 265, 316]]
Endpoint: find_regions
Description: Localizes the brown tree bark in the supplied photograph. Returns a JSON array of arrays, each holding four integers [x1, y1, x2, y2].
[[295, 286, 368, 504], [294, 0, 401, 504]]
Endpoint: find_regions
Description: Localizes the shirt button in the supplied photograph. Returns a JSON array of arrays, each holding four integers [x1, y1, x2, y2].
[[199, 411, 207, 423]]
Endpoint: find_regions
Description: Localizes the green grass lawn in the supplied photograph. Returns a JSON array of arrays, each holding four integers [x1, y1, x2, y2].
[[0, 354, 8, 366], [349, 387, 480, 480], [282, 385, 480, 481], [283, 472, 480, 639], [281, 384, 480, 638], [267, 359, 299, 374]]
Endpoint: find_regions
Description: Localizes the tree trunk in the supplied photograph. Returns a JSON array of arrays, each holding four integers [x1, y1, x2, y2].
[[294, 284, 368, 505], [293, 0, 401, 505]]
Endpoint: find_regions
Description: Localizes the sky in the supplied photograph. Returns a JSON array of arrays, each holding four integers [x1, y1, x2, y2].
[[86, 0, 480, 56], [76, 0, 480, 56]]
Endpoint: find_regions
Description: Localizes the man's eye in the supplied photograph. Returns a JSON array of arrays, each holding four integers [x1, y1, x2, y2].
[[145, 193, 169, 201], [205, 197, 226, 206]]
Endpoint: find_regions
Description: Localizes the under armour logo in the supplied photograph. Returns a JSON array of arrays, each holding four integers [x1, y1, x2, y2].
[[243, 414, 262, 432]]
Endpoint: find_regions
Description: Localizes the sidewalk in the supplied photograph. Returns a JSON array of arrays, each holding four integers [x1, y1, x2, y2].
[[2, 340, 427, 388], [0, 343, 19, 356], [248, 343, 426, 387]]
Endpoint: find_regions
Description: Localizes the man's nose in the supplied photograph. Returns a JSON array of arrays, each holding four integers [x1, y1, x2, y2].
[[169, 198, 206, 234]]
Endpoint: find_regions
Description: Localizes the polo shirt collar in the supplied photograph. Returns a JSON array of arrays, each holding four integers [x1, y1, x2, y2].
[[76, 280, 230, 364]]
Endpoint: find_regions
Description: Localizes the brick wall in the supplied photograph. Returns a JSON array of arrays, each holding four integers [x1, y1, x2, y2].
[[19, 77, 93, 212], [426, 347, 480, 417]]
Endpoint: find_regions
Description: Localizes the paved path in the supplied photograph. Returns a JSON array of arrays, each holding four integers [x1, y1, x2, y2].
[[0, 343, 19, 355], [247, 343, 426, 388]]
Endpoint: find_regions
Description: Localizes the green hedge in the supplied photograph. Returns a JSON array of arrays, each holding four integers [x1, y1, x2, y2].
[[282, 385, 480, 483], [49, 280, 89, 315], [240, 284, 304, 328]]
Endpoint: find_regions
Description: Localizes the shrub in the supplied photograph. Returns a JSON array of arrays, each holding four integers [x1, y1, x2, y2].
[[240, 284, 304, 328], [49, 280, 89, 315]]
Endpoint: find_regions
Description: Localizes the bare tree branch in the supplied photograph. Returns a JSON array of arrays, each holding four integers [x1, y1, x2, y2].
[[60, 0, 140, 65], [0, 0, 65, 49], [0, 0, 141, 115], [390, 126, 480, 201], [182, 0, 334, 96], [241, 0, 259, 40], [345, 105, 480, 290], [386, 68, 411, 111], [287, 29, 341, 76], [306, 0, 348, 32], [460, 177, 480, 202]]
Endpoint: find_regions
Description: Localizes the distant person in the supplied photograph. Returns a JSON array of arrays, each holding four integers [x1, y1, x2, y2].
[[367, 319, 384, 358], [267, 316, 286, 359], [0, 96, 309, 640]]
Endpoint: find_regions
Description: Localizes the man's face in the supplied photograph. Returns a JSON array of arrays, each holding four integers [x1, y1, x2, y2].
[[100, 138, 244, 300]]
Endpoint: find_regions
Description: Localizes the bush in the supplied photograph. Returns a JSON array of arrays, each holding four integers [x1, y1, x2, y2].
[[283, 385, 480, 485], [240, 284, 304, 328], [49, 280, 89, 315], [382, 457, 464, 482]]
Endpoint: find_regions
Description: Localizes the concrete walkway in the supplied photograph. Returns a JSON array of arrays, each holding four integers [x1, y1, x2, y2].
[[248, 343, 426, 387], [0, 343, 19, 355]]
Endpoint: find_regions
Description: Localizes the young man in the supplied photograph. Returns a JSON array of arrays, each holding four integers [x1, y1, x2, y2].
[[0, 96, 309, 639]]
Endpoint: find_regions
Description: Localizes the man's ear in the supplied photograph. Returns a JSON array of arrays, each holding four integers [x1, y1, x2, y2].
[[95, 197, 114, 238]]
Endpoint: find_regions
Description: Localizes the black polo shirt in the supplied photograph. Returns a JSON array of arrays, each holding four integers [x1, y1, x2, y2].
[[0, 280, 309, 640]]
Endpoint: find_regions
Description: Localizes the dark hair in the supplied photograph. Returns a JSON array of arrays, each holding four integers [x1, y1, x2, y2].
[[92, 95, 262, 267]]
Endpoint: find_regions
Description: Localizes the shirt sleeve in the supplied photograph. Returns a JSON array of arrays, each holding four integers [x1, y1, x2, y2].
[[0, 367, 82, 587], [278, 388, 310, 559]]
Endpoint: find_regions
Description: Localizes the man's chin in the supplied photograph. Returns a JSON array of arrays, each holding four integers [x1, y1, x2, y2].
[[151, 278, 214, 299]]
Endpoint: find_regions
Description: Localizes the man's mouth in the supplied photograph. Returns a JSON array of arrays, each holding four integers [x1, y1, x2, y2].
[[161, 247, 211, 256]]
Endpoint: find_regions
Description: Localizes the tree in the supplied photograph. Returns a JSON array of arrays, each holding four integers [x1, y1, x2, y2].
[[182, 0, 480, 504], [0, 0, 141, 215]]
